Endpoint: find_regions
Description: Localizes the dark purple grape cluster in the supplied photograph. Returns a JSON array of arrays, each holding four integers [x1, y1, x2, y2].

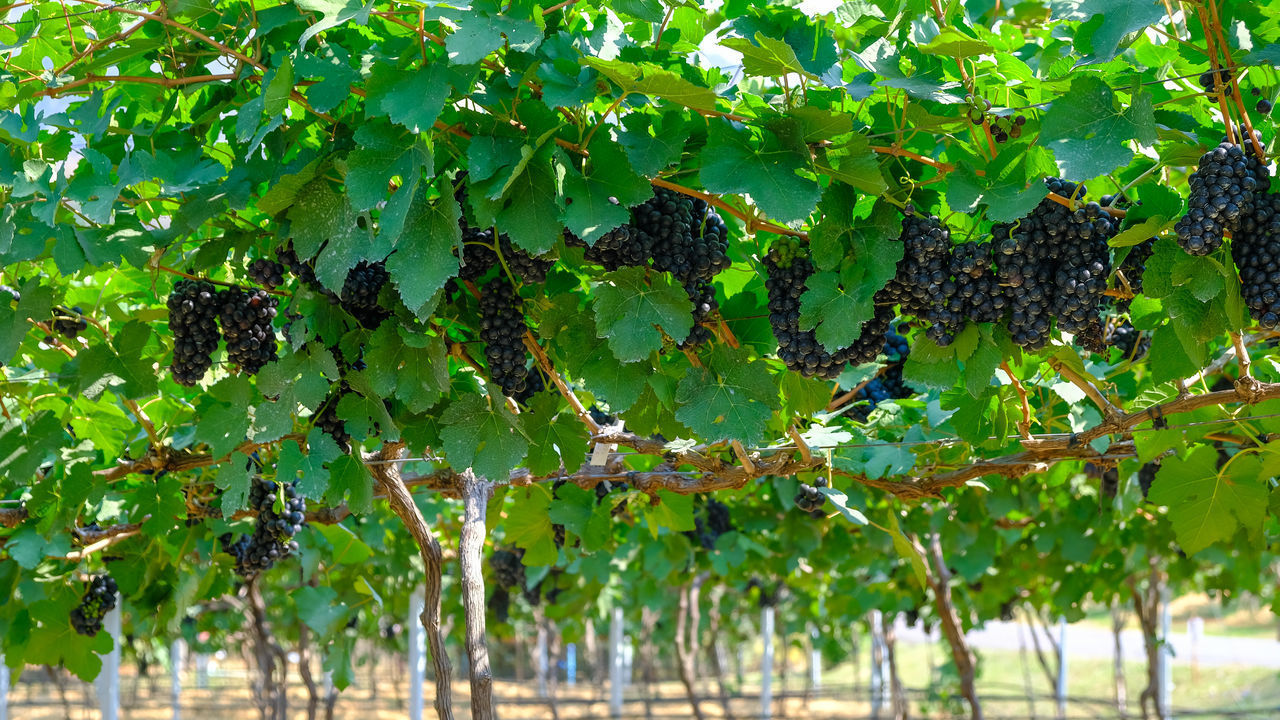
[[276, 243, 325, 290], [458, 227, 554, 284], [1138, 459, 1161, 499], [679, 278, 718, 348], [340, 260, 390, 327], [314, 389, 352, 450], [478, 277, 537, 401], [762, 240, 863, 379], [1233, 191, 1280, 328], [167, 280, 223, 386], [219, 288, 278, 375], [489, 548, 526, 589], [222, 478, 305, 578], [795, 477, 827, 514], [569, 224, 654, 271], [992, 178, 1116, 350], [927, 239, 1007, 345], [51, 306, 87, 339], [1175, 141, 1270, 256], [637, 189, 731, 282], [1198, 68, 1231, 92], [70, 575, 118, 636], [247, 258, 286, 288], [853, 327, 913, 415], [885, 207, 951, 318], [686, 497, 734, 549]]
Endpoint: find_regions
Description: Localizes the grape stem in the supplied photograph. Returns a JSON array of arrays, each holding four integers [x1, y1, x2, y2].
[[1001, 360, 1034, 441], [1047, 357, 1122, 420]]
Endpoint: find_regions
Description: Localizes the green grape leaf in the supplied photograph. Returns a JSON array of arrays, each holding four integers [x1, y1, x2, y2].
[[366, 61, 452, 133], [1071, 0, 1165, 61], [505, 487, 558, 565], [524, 394, 589, 475], [294, 585, 348, 635], [674, 347, 779, 445], [1149, 446, 1268, 554], [592, 267, 693, 362], [388, 184, 461, 317], [215, 453, 254, 519], [721, 33, 816, 79], [326, 453, 374, 514], [312, 523, 374, 565], [344, 120, 432, 212], [440, 392, 529, 482], [699, 119, 821, 223], [798, 268, 874, 351], [1040, 77, 1156, 181]]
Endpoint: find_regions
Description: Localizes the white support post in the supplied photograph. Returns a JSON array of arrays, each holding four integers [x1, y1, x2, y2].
[[194, 653, 208, 690], [1159, 584, 1173, 720], [537, 621, 549, 698], [408, 587, 426, 720], [96, 602, 121, 720], [809, 623, 821, 690], [869, 610, 884, 718], [1056, 616, 1068, 719], [566, 643, 577, 687], [171, 638, 186, 720], [0, 653, 9, 720], [761, 606, 775, 720], [609, 608, 624, 718], [1188, 616, 1203, 682]]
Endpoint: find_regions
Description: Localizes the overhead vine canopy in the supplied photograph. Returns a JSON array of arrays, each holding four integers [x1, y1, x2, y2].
[[0, 0, 1278, 695]]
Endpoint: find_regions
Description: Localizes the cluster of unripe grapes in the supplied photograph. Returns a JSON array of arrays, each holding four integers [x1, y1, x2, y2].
[[964, 94, 1024, 143]]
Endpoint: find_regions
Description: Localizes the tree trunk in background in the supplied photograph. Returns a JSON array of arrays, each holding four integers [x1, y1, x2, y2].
[[246, 580, 289, 720], [1111, 601, 1129, 717], [1128, 562, 1165, 720], [43, 665, 72, 720], [515, 622, 527, 683], [1015, 615, 1037, 720], [924, 535, 982, 720], [675, 577, 708, 720], [542, 613, 562, 720], [369, 443, 454, 720], [298, 620, 321, 720], [704, 586, 736, 720], [881, 614, 907, 720], [458, 469, 496, 720]]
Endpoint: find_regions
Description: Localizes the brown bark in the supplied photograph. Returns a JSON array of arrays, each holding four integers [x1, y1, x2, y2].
[[369, 443, 454, 720], [674, 576, 708, 720], [584, 616, 606, 698], [881, 613, 907, 720], [246, 579, 289, 720], [704, 586, 736, 720], [459, 468, 496, 720], [1112, 601, 1129, 717], [924, 535, 982, 720], [1128, 563, 1164, 720], [298, 618, 320, 720]]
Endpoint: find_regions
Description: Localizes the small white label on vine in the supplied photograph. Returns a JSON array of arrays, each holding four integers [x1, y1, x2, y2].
[[590, 442, 615, 467]]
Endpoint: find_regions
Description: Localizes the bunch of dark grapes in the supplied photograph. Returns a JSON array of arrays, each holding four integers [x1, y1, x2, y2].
[[1048, 200, 1115, 333], [222, 478, 305, 578], [851, 327, 913, 417], [276, 244, 324, 291], [686, 498, 734, 550], [340, 260, 390, 327], [1232, 190, 1280, 327], [1138, 459, 1161, 499], [885, 207, 951, 318], [247, 258, 286, 288], [993, 178, 1116, 349], [1260, 99, 1274, 115], [458, 228, 554, 284], [51, 307, 87, 339], [567, 224, 653, 271], [489, 587, 511, 623], [1175, 141, 1270, 256], [478, 278, 538, 402], [680, 278, 717, 348], [314, 388, 352, 450], [219, 288, 278, 375], [1085, 461, 1120, 500], [926, 239, 1006, 345], [1198, 68, 1231, 93], [634, 188, 731, 282], [167, 280, 223, 386], [490, 548, 526, 589], [794, 477, 827, 516], [70, 575, 118, 636], [763, 239, 858, 378]]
